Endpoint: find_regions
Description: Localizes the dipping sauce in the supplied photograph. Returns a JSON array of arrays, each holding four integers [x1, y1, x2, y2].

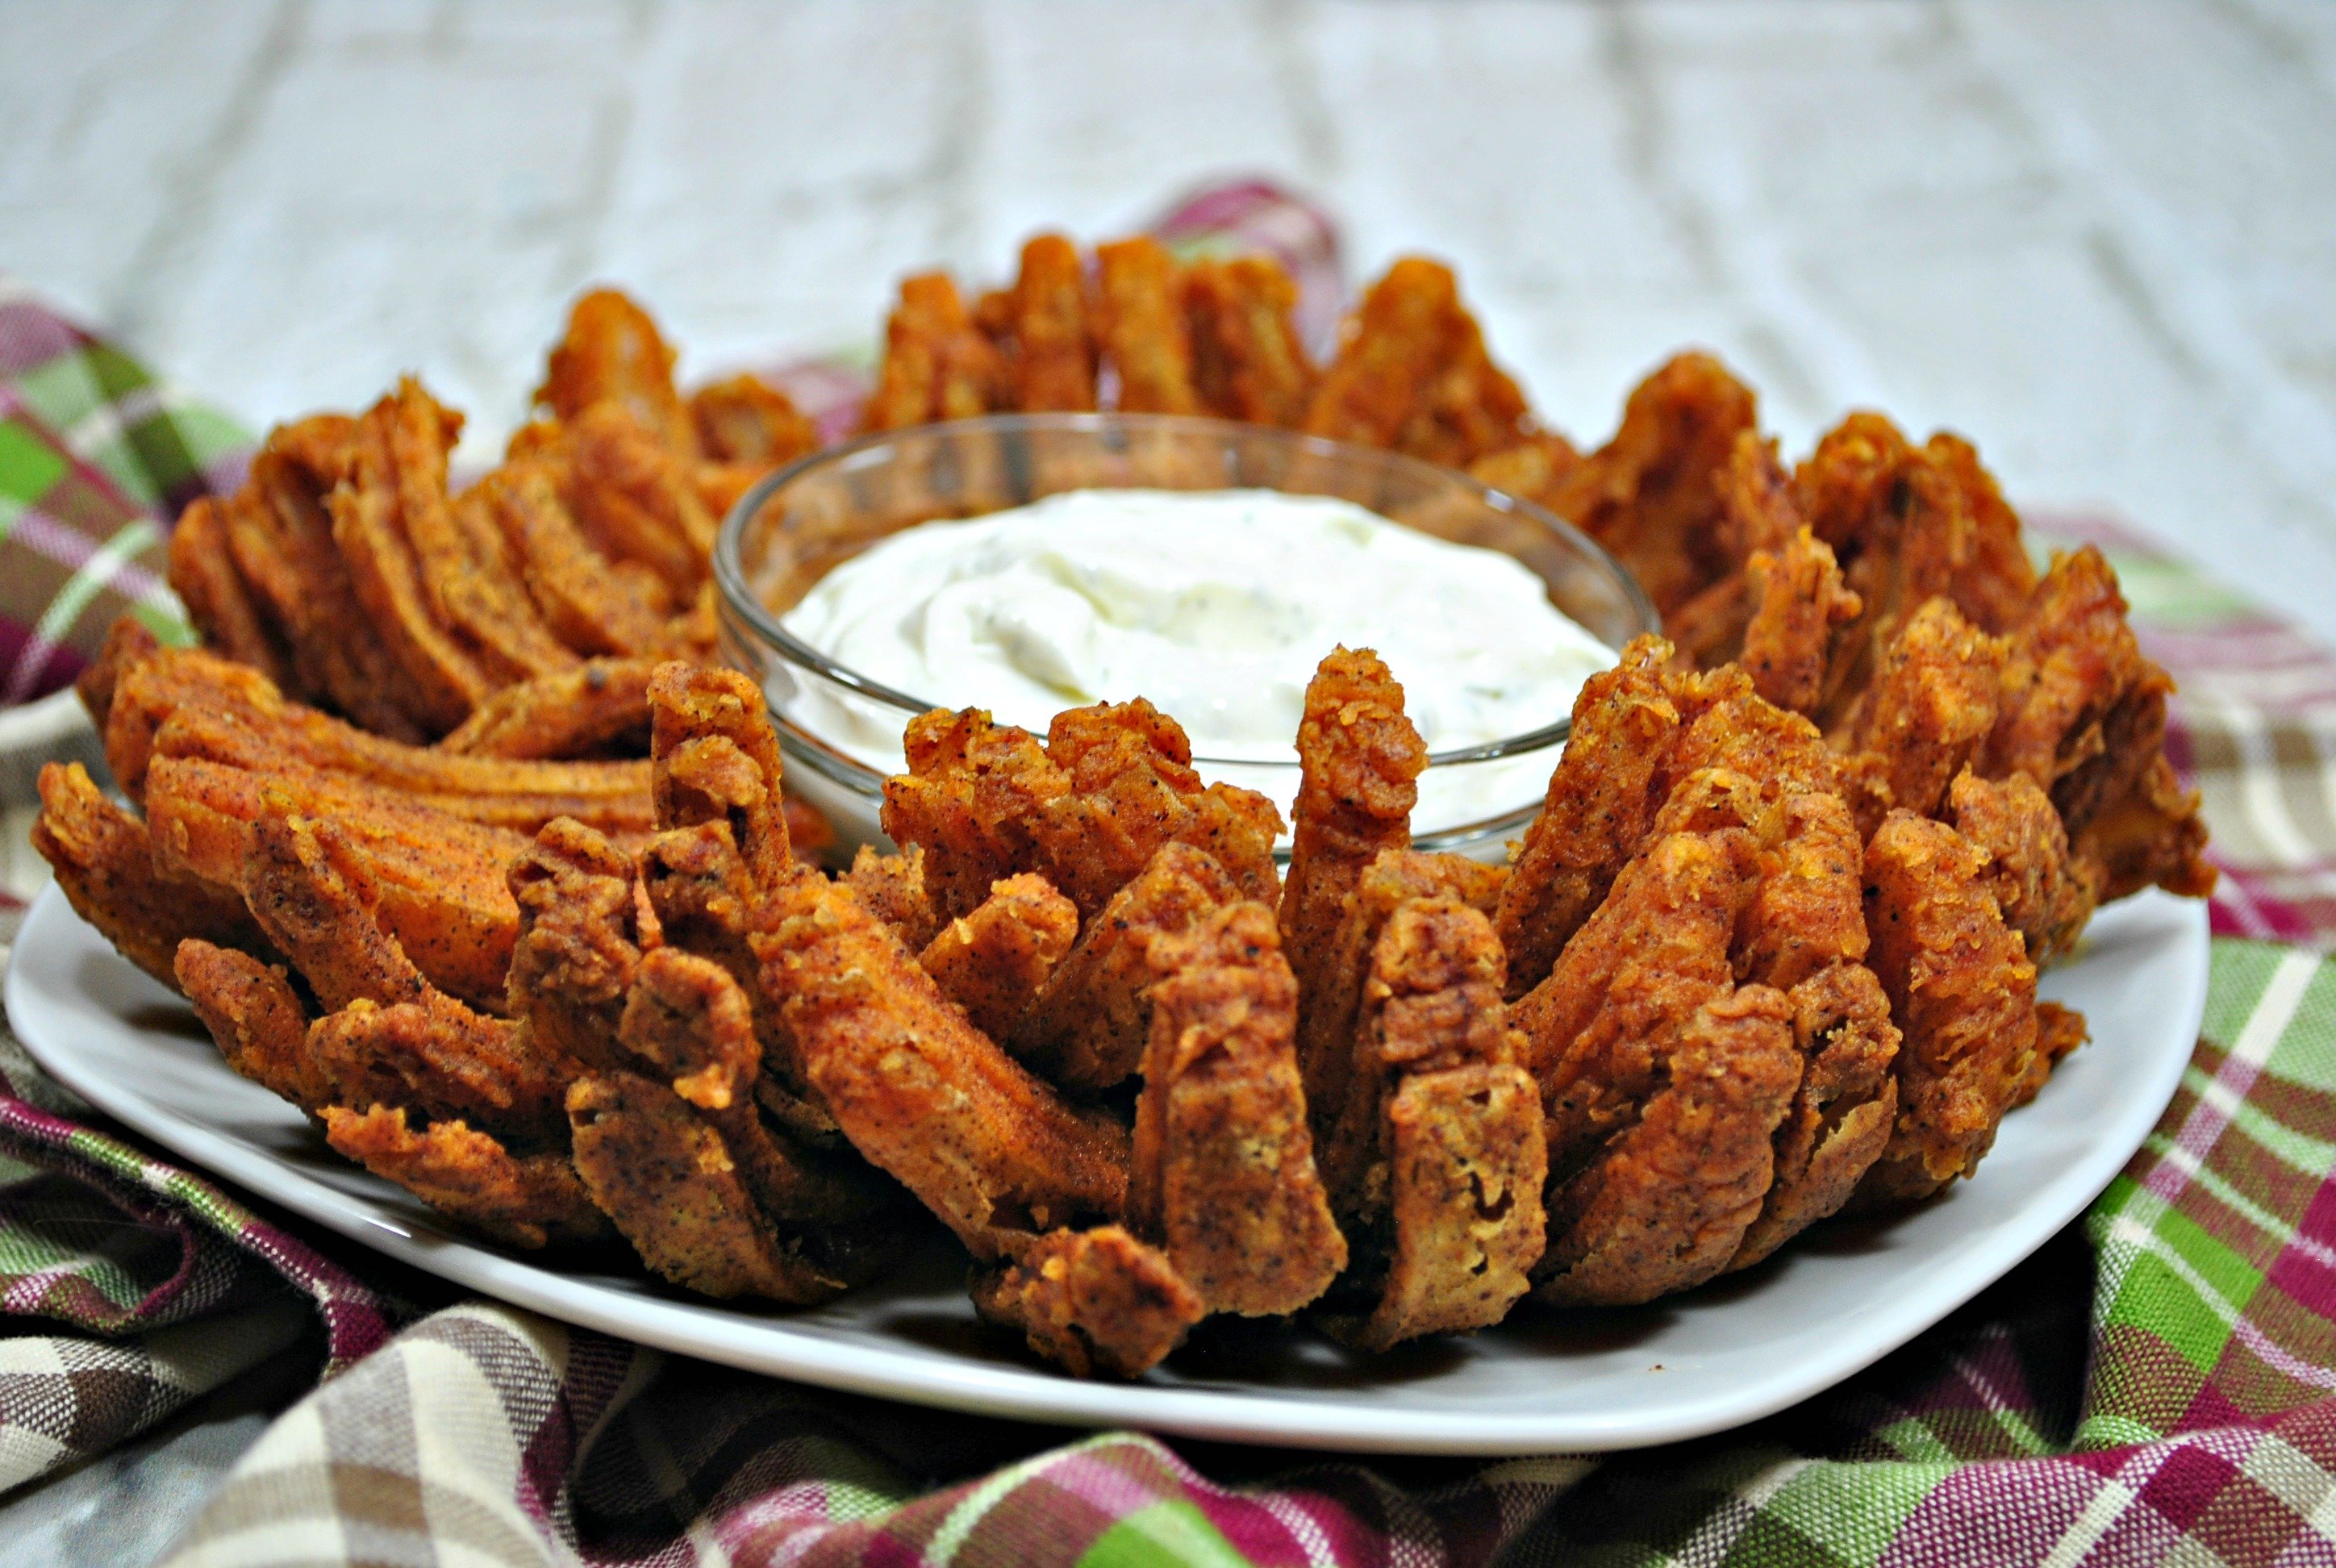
[[780, 488, 1616, 829]]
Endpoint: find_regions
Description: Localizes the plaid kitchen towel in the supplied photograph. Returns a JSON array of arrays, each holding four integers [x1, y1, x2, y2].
[[9, 180, 2336, 1564]]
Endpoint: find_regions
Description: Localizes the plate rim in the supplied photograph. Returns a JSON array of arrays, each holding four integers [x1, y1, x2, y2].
[[4, 883, 2208, 1455]]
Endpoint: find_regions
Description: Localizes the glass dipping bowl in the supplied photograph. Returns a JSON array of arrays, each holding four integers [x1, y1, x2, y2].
[[714, 413, 1658, 862]]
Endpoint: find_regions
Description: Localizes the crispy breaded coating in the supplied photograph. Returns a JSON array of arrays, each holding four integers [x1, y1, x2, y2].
[[1316, 895, 1545, 1349], [2081, 753, 2216, 903], [2013, 1002, 2090, 1109], [1546, 352, 1758, 617], [1132, 902, 1345, 1316], [327, 380, 503, 730], [537, 288, 696, 457], [567, 1071, 845, 1302], [175, 940, 329, 1111], [31, 762, 271, 989], [1847, 598, 2009, 825], [971, 1226, 1204, 1378], [616, 946, 760, 1111], [477, 460, 674, 657], [1301, 258, 1532, 468], [882, 701, 1282, 928], [1947, 769, 2098, 967], [1729, 790, 1900, 1267], [1850, 812, 2038, 1210], [842, 844, 939, 953], [1514, 829, 1752, 1174], [1661, 661, 1839, 800], [238, 811, 428, 1012], [230, 424, 432, 740], [690, 373, 818, 467], [1495, 636, 1683, 999], [1662, 434, 1810, 673], [1733, 790, 1867, 991], [1094, 236, 1199, 414], [110, 648, 650, 836], [75, 615, 156, 733], [638, 821, 762, 990], [1183, 255, 1314, 426], [437, 657, 658, 760], [1732, 962, 1898, 1270], [1793, 415, 2039, 724], [1299, 850, 1501, 1187], [1281, 648, 1427, 1078], [323, 1105, 607, 1250], [861, 273, 1009, 431], [144, 762, 524, 1011], [1001, 234, 1098, 412], [916, 872, 1078, 1040], [169, 497, 292, 688], [753, 869, 1128, 1258], [1983, 548, 2212, 899], [565, 401, 718, 596], [1739, 530, 1860, 717], [307, 995, 568, 1149], [649, 662, 793, 886], [505, 818, 643, 1073], [1013, 841, 1239, 1093], [1537, 984, 1799, 1307]]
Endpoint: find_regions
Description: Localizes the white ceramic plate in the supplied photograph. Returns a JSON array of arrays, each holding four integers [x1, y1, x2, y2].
[[6, 883, 2205, 1455]]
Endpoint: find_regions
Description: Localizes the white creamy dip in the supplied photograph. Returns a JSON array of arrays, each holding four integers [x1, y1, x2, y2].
[[779, 488, 1616, 834]]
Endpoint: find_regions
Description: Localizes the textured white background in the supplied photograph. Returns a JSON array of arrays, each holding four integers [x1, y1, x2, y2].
[[1, 2, 2334, 1555], [8, 1, 2336, 641]]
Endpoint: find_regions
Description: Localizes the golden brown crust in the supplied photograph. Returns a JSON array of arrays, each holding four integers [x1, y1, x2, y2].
[[537, 288, 696, 457], [842, 844, 939, 953], [565, 401, 717, 597], [753, 869, 1128, 1259], [1300, 257, 1531, 469], [1012, 841, 1241, 1093], [1740, 529, 1861, 718], [323, 1104, 608, 1250], [1947, 769, 2098, 967], [649, 662, 793, 886], [970, 1226, 1203, 1378], [1850, 812, 2038, 1209], [1730, 962, 1898, 1270], [477, 460, 673, 657], [1495, 636, 1683, 999], [1132, 902, 1345, 1316], [1094, 236, 1199, 415], [142, 756, 525, 1012], [1516, 829, 1753, 1182], [1184, 256, 1313, 426], [169, 498, 292, 687], [31, 763, 272, 990], [1546, 352, 1758, 618], [109, 647, 651, 835], [436, 657, 658, 761], [861, 273, 1008, 431], [1847, 598, 2009, 827], [1001, 234, 1098, 412], [505, 818, 643, 1073], [689, 373, 816, 468], [566, 1071, 845, 1302], [232, 427, 435, 740], [175, 940, 328, 1111], [882, 701, 1281, 928], [327, 380, 499, 731], [1317, 896, 1545, 1349], [1536, 984, 1800, 1306], [916, 872, 1079, 1040], [1280, 647, 1426, 1084]]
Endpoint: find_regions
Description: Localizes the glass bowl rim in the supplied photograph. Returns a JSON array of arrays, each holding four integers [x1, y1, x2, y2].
[[712, 410, 1658, 774]]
